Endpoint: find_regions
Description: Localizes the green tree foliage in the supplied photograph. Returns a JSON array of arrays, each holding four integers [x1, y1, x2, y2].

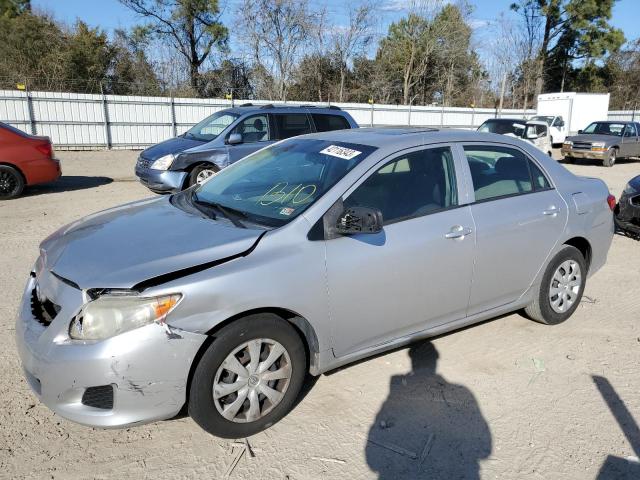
[[0, 0, 30, 18], [0, 11, 159, 94], [119, 0, 228, 94], [511, 0, 625, 94], [370, 3, 484, 106]]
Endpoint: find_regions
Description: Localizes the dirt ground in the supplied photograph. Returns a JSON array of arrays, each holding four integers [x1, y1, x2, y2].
[[1, 150, 639, 480]]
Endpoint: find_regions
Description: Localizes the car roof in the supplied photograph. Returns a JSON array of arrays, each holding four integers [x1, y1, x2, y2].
[[296, 127, 525, 149], [481, 118, 526, 123], [224, 104, 348, 115], [526, 120, 548, 126]]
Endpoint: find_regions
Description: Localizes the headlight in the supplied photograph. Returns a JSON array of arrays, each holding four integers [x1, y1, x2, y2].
[[563, 140, 573, 146], [591, 142, 606, 148], [69, 293, 181, 340], [150, 154, 175, 170]]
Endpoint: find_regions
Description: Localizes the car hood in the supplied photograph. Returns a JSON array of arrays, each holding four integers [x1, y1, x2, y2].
[[40, 197, 264, 290], [141, 136, 205, 161], [567, 134, 617, 144]]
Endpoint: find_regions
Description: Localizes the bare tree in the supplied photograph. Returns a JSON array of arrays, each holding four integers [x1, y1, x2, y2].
[[119, 0, 228, 94], [331, 2, 375, 102], [238, 0, 318, 100]]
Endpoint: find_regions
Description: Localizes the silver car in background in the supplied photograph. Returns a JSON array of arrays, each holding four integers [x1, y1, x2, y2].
[[16, 128, 615, 438]]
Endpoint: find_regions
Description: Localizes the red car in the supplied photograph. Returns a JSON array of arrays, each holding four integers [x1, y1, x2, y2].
[[0, 122, 61, 199]]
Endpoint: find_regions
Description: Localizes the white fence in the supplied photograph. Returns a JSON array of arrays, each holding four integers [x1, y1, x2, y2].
[[0, 89, 634, 150]]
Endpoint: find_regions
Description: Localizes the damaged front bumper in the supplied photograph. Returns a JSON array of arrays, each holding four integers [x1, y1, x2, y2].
[[15, 271, 208, 428]]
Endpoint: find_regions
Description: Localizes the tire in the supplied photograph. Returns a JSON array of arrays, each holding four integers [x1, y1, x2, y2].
[[564, 156, 575, 164], [602, 148, 616, 167], [524, 245, 587, 325], [0, 165, 25, 200], [189, 313, 307, 438], [187, 164, 219, 188]]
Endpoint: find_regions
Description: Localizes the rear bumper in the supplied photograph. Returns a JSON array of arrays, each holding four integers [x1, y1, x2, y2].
[[26, 158, 61, 185], [15, 273, 208, 428], [135, 166, 187, 193]]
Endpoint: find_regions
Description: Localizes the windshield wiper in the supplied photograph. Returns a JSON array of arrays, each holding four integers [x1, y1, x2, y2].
[[191, 193, 247, 228]]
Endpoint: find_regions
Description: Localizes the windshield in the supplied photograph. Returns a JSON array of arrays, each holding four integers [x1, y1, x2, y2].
[[190, 139, 377, 227], [531, 116, 554, 126], [185, 111, 239, 142], [582, 122, 626, 136], [478, 120, 525, 136]]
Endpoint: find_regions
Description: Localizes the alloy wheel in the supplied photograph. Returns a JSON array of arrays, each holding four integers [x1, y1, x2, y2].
[[548, 260, 582, 313], [0, 170, 18, 196], [213, 338, 292, 423], [196, 169, 216, 184]]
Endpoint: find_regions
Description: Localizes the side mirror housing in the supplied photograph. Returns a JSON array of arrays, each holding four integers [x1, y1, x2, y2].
[[335, 207, 383, 235], [227, 133, 243, 145], [577, 129, 583, 134], [527, 132, 538, 140]]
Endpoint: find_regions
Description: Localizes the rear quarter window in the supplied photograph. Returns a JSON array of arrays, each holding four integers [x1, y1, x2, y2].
[[312, 114, 351, 132]]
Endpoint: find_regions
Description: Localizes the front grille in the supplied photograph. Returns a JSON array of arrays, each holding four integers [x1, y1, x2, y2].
[[82, 385, 114, 410], [572, 142, 592, 150], [137, 156, 152, 169], [30, 286, 60, 327]]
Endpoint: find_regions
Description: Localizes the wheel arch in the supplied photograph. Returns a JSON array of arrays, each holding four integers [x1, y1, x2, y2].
[[0, 161, 27, 184], [563, 236, 592, 271], [181, 161, 221, 189], [184, 307, 320, 410]]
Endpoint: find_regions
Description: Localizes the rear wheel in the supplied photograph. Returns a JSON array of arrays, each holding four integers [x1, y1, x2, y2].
[[524, 245, 587, 325], [189, 314, 307, 438], [0, 165, 25, 200], [187, 164, 219, 188], [603, 148, 616, 167]]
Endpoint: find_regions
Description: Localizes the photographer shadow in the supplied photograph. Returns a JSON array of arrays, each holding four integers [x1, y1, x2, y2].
[[366, 341, 491, 479]]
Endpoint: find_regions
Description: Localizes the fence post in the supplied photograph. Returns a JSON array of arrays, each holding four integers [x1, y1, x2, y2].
[[370, 102, 374, 127], [408, 104, 412, 126], [25, 87, 36, 135], [440, 105, 445, 128], [100, 84, 112, 149], [170, 96, 177, 137], [470, 106, 475, 129]]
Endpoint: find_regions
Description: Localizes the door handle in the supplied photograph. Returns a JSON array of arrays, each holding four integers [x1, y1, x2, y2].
[[445, 225, 473, 239], [543, 206, 559, 216]]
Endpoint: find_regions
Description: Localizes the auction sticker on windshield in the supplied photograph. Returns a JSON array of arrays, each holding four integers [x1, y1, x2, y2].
[[320, 145, 362, 160]]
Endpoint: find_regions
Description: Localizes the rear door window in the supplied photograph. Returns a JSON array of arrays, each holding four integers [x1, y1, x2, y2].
[[463, 145, 550, 202], [274, 114, 313, 140], [311, 114, 350, 132]]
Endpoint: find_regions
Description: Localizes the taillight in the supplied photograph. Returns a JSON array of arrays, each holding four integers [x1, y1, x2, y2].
[[607, 194, 616, 211], [35, 142, 52, 158]]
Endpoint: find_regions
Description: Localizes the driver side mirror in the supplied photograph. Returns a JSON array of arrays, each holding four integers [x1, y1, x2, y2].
[[527, 131, 539, 140], [578, 129, 583, 134], [336, 207, 383, 235], [227, 133, 243, 145]]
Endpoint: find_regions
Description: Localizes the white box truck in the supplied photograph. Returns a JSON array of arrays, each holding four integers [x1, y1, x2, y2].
[[533, 92, 610, 144]]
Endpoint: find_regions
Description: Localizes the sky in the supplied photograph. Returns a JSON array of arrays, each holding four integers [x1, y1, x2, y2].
[[32, 0, 640, 54]]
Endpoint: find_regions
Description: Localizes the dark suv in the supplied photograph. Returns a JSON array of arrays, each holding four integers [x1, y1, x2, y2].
[[135, 104, 358, 193]]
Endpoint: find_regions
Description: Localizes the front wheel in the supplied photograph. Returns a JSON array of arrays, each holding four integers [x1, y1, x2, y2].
[[0, 165, 25, 200], [187, 164, 219, 188], [189, 314, 307, 438], [524, 245, 587, 325], [564, 156, 575, 164], [603, 148, 616, 167]]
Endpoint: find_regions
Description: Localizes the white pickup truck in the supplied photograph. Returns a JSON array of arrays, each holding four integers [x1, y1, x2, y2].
[[533, 92, 610, 145]]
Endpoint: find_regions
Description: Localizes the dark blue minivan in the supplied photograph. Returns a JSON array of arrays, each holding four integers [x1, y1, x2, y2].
[[135, 104, 358, 193]]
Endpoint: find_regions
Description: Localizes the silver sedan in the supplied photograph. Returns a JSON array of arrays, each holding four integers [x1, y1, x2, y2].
[[16, 128, 615, 438]]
